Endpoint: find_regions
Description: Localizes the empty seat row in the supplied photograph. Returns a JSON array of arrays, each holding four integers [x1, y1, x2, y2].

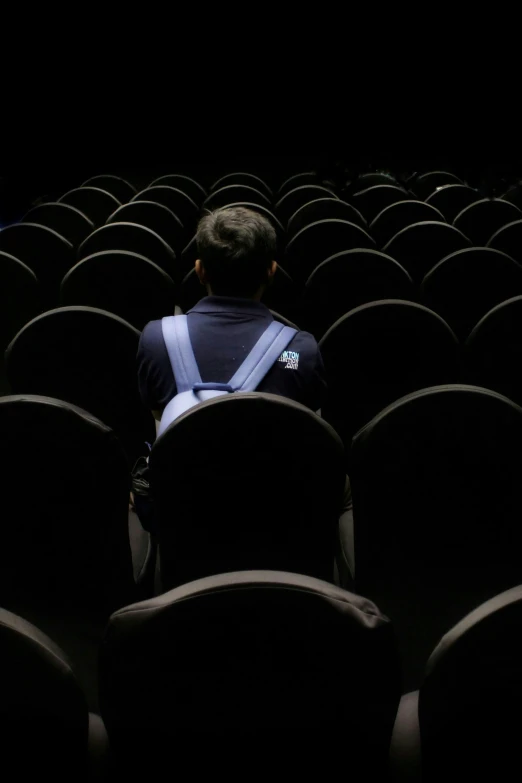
[[4, 571, 522, 781]]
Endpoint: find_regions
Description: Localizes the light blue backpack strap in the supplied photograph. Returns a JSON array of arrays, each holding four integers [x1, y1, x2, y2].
[[229, 321, 298, 392], [161, 315, 202, 393]]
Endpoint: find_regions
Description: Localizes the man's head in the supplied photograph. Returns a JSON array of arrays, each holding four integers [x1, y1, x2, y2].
[[195, 206, 277, 299]]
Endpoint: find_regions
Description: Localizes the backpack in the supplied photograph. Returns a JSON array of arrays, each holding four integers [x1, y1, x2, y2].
[[157, 315, 297, 437]]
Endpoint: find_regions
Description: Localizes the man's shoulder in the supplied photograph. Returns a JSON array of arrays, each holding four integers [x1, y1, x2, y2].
[[288, 328, 320, 354], [140, 319, 165, 348]]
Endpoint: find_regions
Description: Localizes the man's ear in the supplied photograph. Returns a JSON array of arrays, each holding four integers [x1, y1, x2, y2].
[[195, 259, 207, 285], [267, 260, 277, 282]]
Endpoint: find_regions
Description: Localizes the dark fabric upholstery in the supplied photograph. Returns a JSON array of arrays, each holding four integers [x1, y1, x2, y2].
[[203, 184, 271, 211], [149, 393, 346, 589], [464, 295, 522, 407], [350, 385, 522, 685], [304, 249, 414, 339], [351, 184, 410, 222], [99, 570, 401, 778], [369, 200, 446, 247], [487, 218, 522, 264], [319, 301, 459, 463], [106, 200, 185, 254], [210, 172, 272, 198], [277, 171, 319, 197], [22, 202, 94, 247], [419, 586, 522, 781], [5, 307, 155, 464], [453, 198, 522, 245], [275, 185, 337, 225], [0, 251, 40, 352], [421, 248, 522, 341], [77, 222, 176, 279], [0, 223, 74, 305], [0, 607, 91, 782], [60, 250, 177, 331], [425, 183, 482, 222], [382, 221, 471, 282], [81, 175, 136, 203], [149, 174, 207, 204], [131, 186, 199, 239], [284, 218, 376, 283], [58, 187, 121, 227], [410, 171, 463, 199], [287, 197, 367, 237]]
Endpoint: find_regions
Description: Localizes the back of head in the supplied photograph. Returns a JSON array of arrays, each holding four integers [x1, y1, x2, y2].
[[196, 206, 276, 297]]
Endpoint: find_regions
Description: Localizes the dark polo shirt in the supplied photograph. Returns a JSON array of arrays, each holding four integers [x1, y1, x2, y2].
[[137, 296, 327, 414]]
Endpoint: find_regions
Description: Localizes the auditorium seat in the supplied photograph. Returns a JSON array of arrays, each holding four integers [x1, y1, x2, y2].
[[149, 393, 346, 589], [0, 606, 109, 782], [77, 222, 176, 279], [410, 171, 463, 199], [131, 186, 199, 239], [382, 221, 471, 282], [499, 183, 522, 210], [486, 218, 522, 264], [210, 172, 272, 199], [61, 251, 177, 331], [81, 174, 136, 203], [369, 200, 446, 248], [203, 184, 272, 211], [304, 249, 414, 339], [99, 570, 401, 779], [58, 187, 121, 227], [275, 185, 337, 226], [390, 585, 522, 782], [355, 172, 398, 189], [350, 384, 522, 689], [287, 197, 367, 237], [421, 247, 522, 341], [22, 202, 94, 248], [5, 306, 155, 464], [351, 184, 410, 223], [425, 183, 482, 222], [179, 264, 300, 324], [0, 222, 74, 306], [149, 174, 207, 204], [464, 295, 522, 407], [453, 198, 522, 245], [319, 301, 459, 466], [277, 171, 319, 198], [106, 200, 185, 255], [284, 219, 376, 283], [0, 251, 41, 354]]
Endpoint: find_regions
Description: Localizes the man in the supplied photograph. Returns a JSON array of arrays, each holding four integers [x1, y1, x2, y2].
[[135, 206, 353, 584], [137, 206, 327, 422]]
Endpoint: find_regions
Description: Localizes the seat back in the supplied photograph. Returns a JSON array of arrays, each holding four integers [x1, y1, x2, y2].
[[131, 186, 199, 237], [149, 393, 346, 589], [351, 184, 410, 222], [284, 218, 376, 283], [464, 295, 522, 406], [369, 200, 445, 247], [410, 170, 463, 199], [99, 570, 401, 776], [60, 250, 176, 331], [210, 171, 272, 198], [421, 248, 522, 341], [319, 300, 459, 460], [419, 585, 522, 781], [203, 184, 272, 211], [78, 222, 176, 278], [287, 197, 367, 237], [0, 607, 90, 782], [0, 395, 134, 610], [5, 306, 155, 464], [81, 174, 136, 202], [425, 183, 482, 222], [22, 202, 94, 247], [149, 174, 207, 204], [275, 184, 337, 225], [487, 218, 522, 264], [304, 249, 414, 339], [106, 200, 185, 254], [453, 197, 522, 245], [0, 251, 40, 351], [58, 187, 121, 226], [383, 221, 471, 281]]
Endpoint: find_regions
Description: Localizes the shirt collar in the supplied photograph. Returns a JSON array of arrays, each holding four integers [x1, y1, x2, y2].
[[188, 296, 273, 319]]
